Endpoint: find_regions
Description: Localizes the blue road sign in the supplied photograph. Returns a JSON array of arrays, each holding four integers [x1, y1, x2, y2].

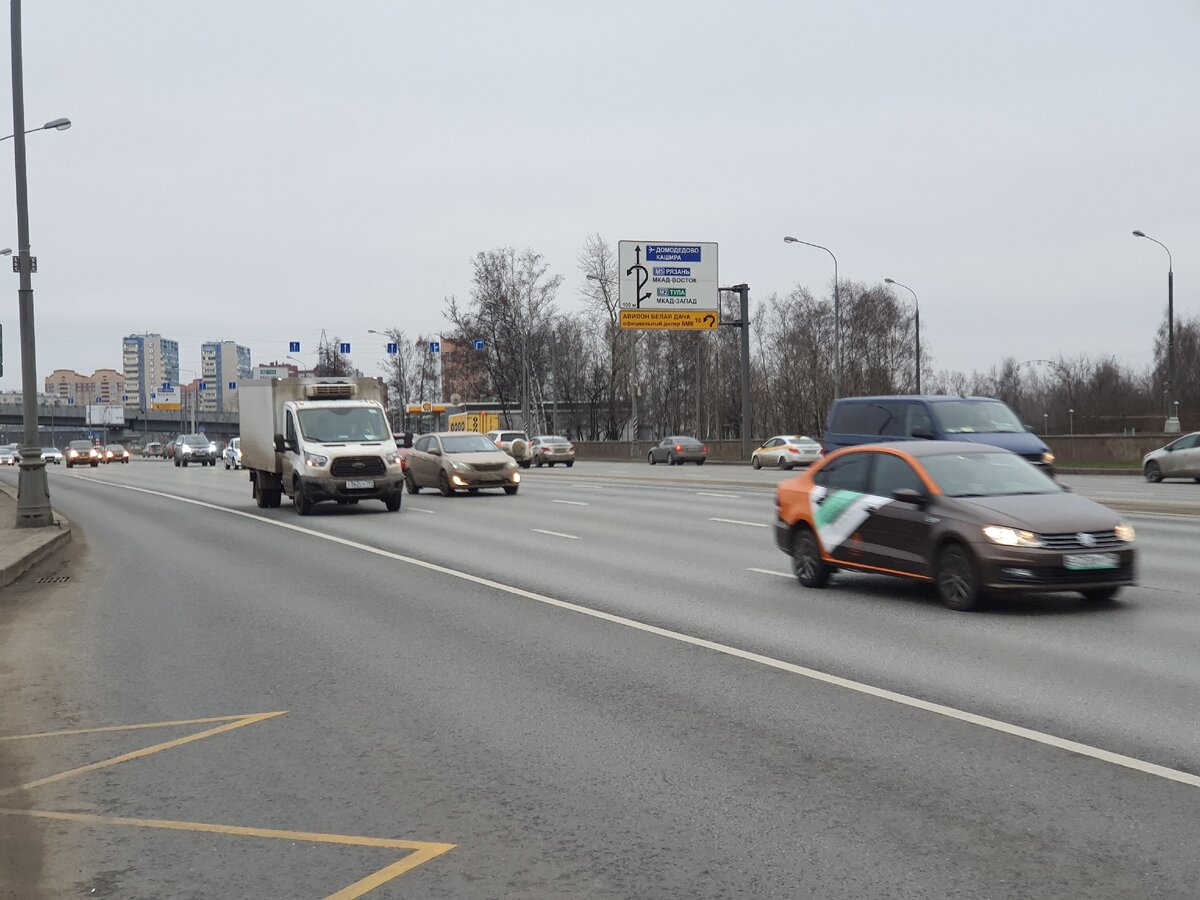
[[67, 398, 75, 405], [340, 342, 351, 354], [162, 382, 171, 391], [122, 394, 128, 402], [289, 341, 301, 353], [429, 341, 441, 353], [386, 342, 398, 354], [228, 381, 236, 390], [473, 339, 485, 351], [200, 382, 207, 391]]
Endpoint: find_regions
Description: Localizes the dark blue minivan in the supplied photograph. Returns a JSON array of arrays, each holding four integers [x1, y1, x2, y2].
[[822, 395, 1055, 474]]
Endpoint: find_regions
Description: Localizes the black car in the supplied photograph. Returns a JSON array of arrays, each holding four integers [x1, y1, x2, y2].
[[174, 433, 217, 467]]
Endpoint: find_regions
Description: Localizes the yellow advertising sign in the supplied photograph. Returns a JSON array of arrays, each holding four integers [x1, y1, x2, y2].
[[620, 309, 719, 330], [152, 403, 182, 411]]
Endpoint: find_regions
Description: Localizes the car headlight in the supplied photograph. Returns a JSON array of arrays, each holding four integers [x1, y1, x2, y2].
[[511, 471, 521, 483], [1114, 522, 1136, 542], [982, 525, 1044, 548], [304, 451, 329, 468], [181, 445, 192, 455], [209, 443, 218, 453], [1042, 451, 1055, 465], [384, 449, 401, 465]]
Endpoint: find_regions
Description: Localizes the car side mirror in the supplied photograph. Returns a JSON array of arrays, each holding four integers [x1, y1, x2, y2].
[[428, 447, 441, 456], [892, 488, 928, 506], [910, 429, 935, 440]]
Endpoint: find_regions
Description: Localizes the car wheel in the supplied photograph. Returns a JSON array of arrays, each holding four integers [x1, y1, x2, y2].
[[936, 543, 983, 611], [536, 458, 544, 467], [667, 451, 675, 465], [792, 527, 830, 588], [405, 472, 421, 494], [468, 487, 480, 494], [504, 485, 518, 495], [294, 481, 313, 515], [752, 456, 761, 470], [90, 462, 98, 468], [520, 460, 531, 469], [174, 458, 180, 467], [1143, 462, 1162, 483], [648, 452, 656, 465], [566, 461, 573, 468], [438, 471, 455, 497], [778, 456, 789, 470], [1081, 586, 1120, 603], [385, 493, 402, 512], [696, 459, 705, 466], [225, 461, 231, 470]]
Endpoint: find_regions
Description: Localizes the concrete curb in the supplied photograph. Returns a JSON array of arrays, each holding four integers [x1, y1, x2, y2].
[[0, 484, 72, 588]]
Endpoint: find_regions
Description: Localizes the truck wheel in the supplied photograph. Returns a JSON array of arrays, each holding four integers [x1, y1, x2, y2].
[[267, 489, 282, 508], [294, 481, 313, 515], [405, 472, 421, 494], [385, 494, 402, 512]]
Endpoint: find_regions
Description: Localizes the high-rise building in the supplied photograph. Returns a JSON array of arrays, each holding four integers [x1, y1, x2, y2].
[[44, 368, 126, 407], [200, 340, 252, 412], [122, 333, 179, 411]]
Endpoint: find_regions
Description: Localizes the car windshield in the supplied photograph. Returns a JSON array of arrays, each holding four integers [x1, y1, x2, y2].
[[41, 447, 57, 453], [69, 441, 92, 451], [297, 407, 388, 442], [932, 400, 1025, 434], [180, 434, 209, 446], [922, 451, 1061, 498], [443, 434, 503, 453]]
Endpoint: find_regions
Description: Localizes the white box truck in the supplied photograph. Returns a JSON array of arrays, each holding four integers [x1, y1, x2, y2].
[[239, 377, 404, 514]]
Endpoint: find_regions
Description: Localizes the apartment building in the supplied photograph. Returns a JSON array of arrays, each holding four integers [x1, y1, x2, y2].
[[200, 340, 252, 412], [44, 368, 126, 407], [123, 333, 179, 410]]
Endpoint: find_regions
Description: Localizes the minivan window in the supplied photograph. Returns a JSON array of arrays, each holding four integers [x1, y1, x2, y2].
[[931, 399, 1025, 435], [831, 401, 909, 437]]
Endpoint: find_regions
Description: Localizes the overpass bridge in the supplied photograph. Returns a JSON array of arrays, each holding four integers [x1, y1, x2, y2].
[[0, 402, 240, 447]]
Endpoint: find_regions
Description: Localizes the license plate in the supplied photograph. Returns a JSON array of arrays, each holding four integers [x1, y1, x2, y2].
[[1064, 552, 1119, 570], [345, 480, 374, 490]]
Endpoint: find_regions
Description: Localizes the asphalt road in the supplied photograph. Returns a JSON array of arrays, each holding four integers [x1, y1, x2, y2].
[[1, 460, 1198, 898]]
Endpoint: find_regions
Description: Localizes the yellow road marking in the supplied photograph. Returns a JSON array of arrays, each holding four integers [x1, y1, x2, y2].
[[0, 807, 455, 899], [0, 711, 287, 796], [0, 712, 274, 742]]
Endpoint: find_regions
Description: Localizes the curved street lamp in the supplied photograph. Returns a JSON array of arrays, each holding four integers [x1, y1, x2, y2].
[[784, 236, 841, 397], [0, 116, 70, 143], [1132, 229, 1178, 432], [884, 278, 921, 394]]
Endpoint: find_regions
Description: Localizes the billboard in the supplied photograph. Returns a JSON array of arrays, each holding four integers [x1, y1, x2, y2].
[[86, 404, 126, 426]]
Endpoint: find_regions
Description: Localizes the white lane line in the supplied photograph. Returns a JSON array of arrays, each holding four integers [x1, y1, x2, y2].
[[748, 567, 793, 578], [552, 500, 590, 507], [531, 528, 580, 540], [696, 491, 738, 498], [74, 473, 1200, 790], [709, 517, 769, 528], [406, 507, 436, 515]]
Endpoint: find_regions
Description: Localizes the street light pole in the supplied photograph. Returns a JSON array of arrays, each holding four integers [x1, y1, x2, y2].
[[1132, 230, 1178, 433], [884, 278, 921, 394], [10, 0, 53, 527], [784, 237, 840, 397]]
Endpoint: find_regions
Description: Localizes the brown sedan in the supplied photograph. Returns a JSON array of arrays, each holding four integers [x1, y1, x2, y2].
[[775, 441, 1136, 610], [405, 431, 521, 496]]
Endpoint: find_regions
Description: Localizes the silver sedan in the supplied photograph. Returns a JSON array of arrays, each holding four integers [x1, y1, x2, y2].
[[1142, 431, 1200, 483], [751, 435, 822, 470]]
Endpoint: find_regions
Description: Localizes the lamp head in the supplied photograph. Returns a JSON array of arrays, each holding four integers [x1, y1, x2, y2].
[[0, 248, 11, 256], [43, 117, 71, 131], [783, 236, 799, 243], [884, 278, 895, 284], [1132, 230, 1146, 238]]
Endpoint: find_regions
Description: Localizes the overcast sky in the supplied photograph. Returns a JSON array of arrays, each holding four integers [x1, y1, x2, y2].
[[0, 0, 1196, 393]]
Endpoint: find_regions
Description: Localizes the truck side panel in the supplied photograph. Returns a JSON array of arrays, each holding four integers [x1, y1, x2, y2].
[[238, 381, 284, 474]]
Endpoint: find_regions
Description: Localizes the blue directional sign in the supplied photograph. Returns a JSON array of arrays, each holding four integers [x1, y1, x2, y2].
[[386, 342, 398, 354], [289, 341, 301, 353], [228, 381, 236, 390], [199, 382, 207, 391], [162, 382, 172, 391], [429, 341, 440, 353], [121, 394, 128, 402], [67, 398, 75, 405], [473, 339, 485, 351], [340, 342, 351, 354]]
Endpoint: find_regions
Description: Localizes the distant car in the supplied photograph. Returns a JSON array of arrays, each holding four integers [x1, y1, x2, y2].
[[752, 435, 823, 470], [529, 435, 575, 467], [485, 430, 532, 468], [0, 447, 15, 466], [174, 433, 217, 467], [224, 437, 242, 470], [103, 443, 130, 464], [648, 436, 708, 465], [65, 439, 101, 468], [41, 447, 63, 465], [1142, 431, 1200, 483], [775, 442, 1136, 611], [406, 431, 521, 496], [165, 440, 176, 460], [143, 441, 164, 458]]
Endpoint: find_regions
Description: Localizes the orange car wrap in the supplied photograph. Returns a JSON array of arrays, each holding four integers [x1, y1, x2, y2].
[[777, 446, 940, 569]]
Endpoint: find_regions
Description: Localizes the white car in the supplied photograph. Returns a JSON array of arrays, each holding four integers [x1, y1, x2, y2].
[[751, 434, 823, 470], [485, 429, 532, 468], [1142, 431, 1200, 483], [224, 436, 243, 470], [41, 447, 64, 464]]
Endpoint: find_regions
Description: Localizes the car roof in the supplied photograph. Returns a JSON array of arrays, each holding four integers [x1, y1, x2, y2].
[[833, 441, 1014, 459]]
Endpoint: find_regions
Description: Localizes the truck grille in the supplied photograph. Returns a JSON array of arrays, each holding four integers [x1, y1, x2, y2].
[[331, 456, 386, 477]]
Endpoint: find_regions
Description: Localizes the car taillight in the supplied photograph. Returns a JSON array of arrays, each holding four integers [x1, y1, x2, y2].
[[702, 445, 708, 453], [675, 444, 682, 452]]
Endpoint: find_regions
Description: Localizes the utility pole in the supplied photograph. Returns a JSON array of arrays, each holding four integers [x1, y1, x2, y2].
[[10, 0, 51, 526], [720, 284, 753, 459]]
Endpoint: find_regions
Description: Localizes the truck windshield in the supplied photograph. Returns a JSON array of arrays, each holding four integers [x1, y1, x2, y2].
[[298, 407, 389, 442]]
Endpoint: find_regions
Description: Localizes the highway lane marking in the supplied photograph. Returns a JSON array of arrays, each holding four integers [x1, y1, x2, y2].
[[0, 712, 275, 742], [0, 711, 288, 796], [709, 517, 770, 528], [406, 507, 436, 514], [531, 528, 580, 540], [73, 474, 1200, 790], [0, 808, 456, 899], [697, 491, 739, 498], [748, 568, 793, 578], [552, 499, 590, 507]]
